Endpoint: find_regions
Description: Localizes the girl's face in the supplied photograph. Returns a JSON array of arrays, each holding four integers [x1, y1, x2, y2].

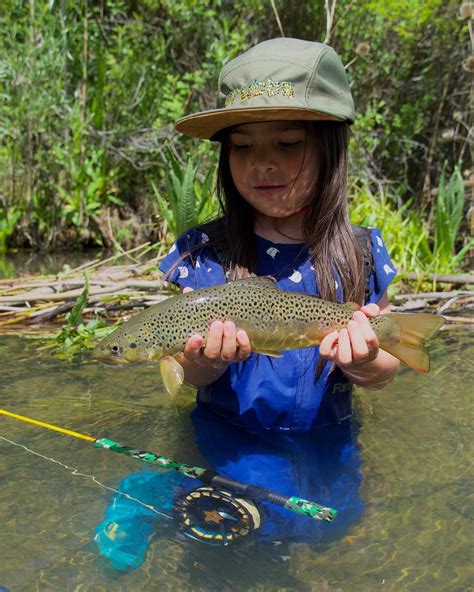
[[228, 121, 318, 219]]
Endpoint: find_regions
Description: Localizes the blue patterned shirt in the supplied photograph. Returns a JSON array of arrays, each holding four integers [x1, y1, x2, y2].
[[159, 227, 396, 433]]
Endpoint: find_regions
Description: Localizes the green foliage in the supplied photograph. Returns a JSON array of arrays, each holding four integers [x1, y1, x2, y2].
[[0, 206, 22, 253], [53, 104, 122, 233], [350, 183, 432, 279], [0, 0, 471, 281], [336, 0, 467, 202], [433, 162, 472, 269], [350, 179, 472, 280], [151, 149, 219, 239], [55, 276, 116, 353]]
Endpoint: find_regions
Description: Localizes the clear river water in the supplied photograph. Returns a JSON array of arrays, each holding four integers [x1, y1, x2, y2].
[[0, 253, 472, 591], [0, 324, 472, 591]]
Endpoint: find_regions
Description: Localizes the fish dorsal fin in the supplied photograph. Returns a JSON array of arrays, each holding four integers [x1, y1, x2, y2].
[[228, 276, 277, 288]]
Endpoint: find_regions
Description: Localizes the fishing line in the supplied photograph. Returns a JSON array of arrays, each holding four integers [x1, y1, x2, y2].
[[0, 435, 172, 520]]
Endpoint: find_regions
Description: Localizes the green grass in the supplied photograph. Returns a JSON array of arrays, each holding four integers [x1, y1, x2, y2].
[[349, 179, 471, 291]]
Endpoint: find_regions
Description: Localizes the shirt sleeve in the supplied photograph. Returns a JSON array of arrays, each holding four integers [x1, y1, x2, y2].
[[366, 228, 397, 304], [158, 228, 226, 290]]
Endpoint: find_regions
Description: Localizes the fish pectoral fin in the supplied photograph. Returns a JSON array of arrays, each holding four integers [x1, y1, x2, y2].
[[252, 348, 284, 358], [304, 324, 335, 345], [159, 356, 184, 396]]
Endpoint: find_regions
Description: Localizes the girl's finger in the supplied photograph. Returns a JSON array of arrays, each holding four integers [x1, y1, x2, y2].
[[360, 303, 380, 317], [352, 311, 379, 352], [319, 331, 339, 360], [236, 329, 251, 361], [221, 321, 238, 361], [335, 328, 352, 366], [203, 320, 224, 360], [183, 334, 204, 361], [347, 320, 370, 362], [182, 287, 194, 293]]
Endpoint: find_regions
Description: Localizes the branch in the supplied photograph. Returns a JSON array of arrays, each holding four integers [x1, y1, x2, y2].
[[270, 0, 285, 37]]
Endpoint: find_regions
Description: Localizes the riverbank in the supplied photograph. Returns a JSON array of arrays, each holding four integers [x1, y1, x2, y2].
[[0, 252, 472, 333]]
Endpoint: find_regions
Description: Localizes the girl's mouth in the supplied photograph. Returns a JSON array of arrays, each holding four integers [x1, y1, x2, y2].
[[254, 184, 287, 196]]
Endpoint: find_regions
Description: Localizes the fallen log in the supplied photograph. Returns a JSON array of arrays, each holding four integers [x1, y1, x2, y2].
[[0, 280, 165, 305], [404, 272, 474, 285], [393, 290, 472, 302]]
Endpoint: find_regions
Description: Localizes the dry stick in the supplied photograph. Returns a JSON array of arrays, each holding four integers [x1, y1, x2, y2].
[[324, 0, 337, 45], [29, 302, 75, 324], [270, 0, 285, 37], [0, 277, 163, 301], [0, 285, 144, 305], [393, 290, 472, 302], [404, 272, 474, 285], [442, 316, 474, 324], [64, 242, 151, 276], [0, 281, 168, 313], [438, 295, 468, 314]]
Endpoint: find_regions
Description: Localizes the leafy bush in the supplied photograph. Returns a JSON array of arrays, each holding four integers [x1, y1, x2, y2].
[[151, 149, 219, 242], [433, 162, 471, 269]]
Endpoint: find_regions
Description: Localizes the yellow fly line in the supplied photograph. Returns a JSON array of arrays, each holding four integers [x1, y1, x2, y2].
[[0, 409, 96, 443]]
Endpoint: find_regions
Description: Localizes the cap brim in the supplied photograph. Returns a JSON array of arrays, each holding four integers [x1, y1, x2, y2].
[[175, 107, 345, 140]]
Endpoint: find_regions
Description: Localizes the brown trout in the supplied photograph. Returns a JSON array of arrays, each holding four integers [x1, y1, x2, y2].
[[94, 277, 444, 395]]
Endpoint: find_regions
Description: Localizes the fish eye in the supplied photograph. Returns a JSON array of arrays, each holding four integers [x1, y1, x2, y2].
[[110, 344, 123, 355]]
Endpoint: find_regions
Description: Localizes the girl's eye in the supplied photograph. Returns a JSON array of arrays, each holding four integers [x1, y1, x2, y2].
[[232, 143, 251, 151], [279, 141, 303, 149]]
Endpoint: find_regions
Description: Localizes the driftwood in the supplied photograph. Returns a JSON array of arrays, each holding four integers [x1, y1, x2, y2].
[[0, 243, 172, 328], [0, 246, 472, 331], [393, 290, 472, 302], [404, 272, 474, 285]]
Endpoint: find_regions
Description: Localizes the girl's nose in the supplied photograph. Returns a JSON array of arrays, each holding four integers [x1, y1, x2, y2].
[[251, 146, 277, 171]]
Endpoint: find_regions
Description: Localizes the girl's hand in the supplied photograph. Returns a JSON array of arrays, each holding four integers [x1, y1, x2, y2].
[[319, 303, 381, 368], [180, 287, 251, 370], [183, 320, 251, 369], [319, 299, 399, 389]]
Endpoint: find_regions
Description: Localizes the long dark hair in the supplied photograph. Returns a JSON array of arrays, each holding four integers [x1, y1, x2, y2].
[[216, 121, 366, 304]]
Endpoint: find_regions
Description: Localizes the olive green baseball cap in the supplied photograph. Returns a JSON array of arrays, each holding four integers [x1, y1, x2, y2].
[[176, 37, 355, 140]]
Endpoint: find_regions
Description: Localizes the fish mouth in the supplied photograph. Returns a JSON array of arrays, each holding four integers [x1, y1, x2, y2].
[[94, 354, 130, 366], [93, 347, 130, 366], [94, 347, 158, 366]]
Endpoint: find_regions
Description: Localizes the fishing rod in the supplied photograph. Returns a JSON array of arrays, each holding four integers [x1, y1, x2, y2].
[[0, 408, 337, 522]]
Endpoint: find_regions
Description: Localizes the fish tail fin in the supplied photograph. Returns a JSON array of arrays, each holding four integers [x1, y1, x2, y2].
[[379, 313, 444, 372], [159, 356, 184, 396]]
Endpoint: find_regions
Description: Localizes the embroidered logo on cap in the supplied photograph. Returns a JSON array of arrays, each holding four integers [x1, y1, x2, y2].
[[225, 78, 295, 107]]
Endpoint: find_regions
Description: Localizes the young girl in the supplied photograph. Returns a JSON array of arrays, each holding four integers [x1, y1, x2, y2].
[[160, 37, 399, 434], [96, 38, 395, 569]]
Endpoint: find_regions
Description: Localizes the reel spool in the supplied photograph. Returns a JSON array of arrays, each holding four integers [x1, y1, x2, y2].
[[175, 486, 261, 546]]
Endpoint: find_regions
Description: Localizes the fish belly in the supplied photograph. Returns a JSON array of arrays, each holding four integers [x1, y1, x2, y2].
[[236, 319, 333, 356]]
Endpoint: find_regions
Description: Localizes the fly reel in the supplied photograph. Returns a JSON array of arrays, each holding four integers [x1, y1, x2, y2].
[[175, 486, 261, 546]]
